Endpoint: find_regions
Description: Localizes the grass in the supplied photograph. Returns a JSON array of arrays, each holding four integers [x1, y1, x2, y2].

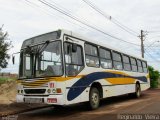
[[0, 77, 8, 84], [0, 77, 16, 84]]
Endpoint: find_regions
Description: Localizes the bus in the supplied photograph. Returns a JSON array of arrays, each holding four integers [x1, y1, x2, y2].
[[16, 29, 150, 110]]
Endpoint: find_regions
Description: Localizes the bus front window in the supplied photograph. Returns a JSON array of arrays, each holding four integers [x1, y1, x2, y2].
[[19, 41, 63, 78], [36, 41, 63, 77]]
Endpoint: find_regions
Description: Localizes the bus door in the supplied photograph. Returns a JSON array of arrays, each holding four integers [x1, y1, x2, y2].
[[63, 36, 85, 104]]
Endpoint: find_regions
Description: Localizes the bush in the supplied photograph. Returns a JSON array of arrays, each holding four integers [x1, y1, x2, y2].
[[148, 66, 160, 88], [150, 79, 159, 88]]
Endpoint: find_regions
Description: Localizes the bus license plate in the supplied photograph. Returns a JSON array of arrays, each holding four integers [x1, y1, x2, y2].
[[24, 98, 43, 103]]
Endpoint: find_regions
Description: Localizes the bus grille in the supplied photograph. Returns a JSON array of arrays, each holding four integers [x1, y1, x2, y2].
[[21, 78, 49, 88], [24, 89, 46, 94]]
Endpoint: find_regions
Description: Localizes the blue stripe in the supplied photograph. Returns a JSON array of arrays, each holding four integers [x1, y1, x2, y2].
[[67, 72, 147, 101]]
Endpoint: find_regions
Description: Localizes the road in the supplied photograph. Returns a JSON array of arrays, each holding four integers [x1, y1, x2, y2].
[[8, 89, 160, 120]]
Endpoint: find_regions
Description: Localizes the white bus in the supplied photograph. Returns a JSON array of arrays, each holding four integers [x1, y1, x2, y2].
[[16, 29, 150, 109]]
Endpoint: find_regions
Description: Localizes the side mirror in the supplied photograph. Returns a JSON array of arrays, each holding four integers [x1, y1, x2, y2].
[[12, 55, 15, 64], [66, 44, 71, 54], [12, 52, 20, 65], [72, 43, 77, 52]]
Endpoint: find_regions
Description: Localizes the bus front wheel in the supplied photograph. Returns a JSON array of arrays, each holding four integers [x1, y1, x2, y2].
[[89, 87, 100, 110]]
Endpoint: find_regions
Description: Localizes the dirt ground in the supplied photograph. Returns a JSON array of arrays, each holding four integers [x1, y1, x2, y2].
[[0, 81, 17, 104]]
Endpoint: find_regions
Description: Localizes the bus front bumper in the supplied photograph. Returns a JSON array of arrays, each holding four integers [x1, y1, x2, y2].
[[16, 94, 64, 105]]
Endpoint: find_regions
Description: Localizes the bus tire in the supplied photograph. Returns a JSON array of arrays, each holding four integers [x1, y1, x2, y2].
[[135, 83, 141, 98], [89, 87, 100, 110]]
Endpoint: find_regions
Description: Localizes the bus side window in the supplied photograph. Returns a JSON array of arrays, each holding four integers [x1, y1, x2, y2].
[[142, 61, 148, 73], [64, 42, 84, 76], [112, 52, 123, 70], [99, 48, 112, 69], [130, 57, 138, 72], [122, 55, 131, 71], [85, 43, 99, 67], [137, 59, 143, 73]]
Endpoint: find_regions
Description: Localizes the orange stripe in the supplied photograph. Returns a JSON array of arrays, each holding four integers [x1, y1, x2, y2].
[[106, 78, 135, 84]]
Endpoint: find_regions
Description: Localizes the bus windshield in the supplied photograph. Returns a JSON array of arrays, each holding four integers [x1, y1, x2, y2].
[[19, 41, 63, 78]]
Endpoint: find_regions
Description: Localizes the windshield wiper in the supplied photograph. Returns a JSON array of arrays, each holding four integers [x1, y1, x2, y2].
[[38, 40, 50, 53], [24, 40, 49, 55], [33, 40, 50, 77]]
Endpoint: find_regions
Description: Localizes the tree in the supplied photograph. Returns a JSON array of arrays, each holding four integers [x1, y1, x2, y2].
[[0, 25, 11, 70], [148, 66, 160, 88]]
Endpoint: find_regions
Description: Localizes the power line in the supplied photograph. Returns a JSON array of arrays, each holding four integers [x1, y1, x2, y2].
[[144, 48, 160, 62], [144, 53, 158, 63], [23, 0, 92, 32], [146, 35, 160, 40], [48, 0, 140, 45], [144, 40, 160, 48], [148, 30, 160, 33], [82, 0, 136, 35], [48, 0, 106, 32], [145, 52, 159, 62], [37, 0, 140, 46], [144, 44, 160, 48], [146, 47, 160, 57], [81, 0, 139, 36]]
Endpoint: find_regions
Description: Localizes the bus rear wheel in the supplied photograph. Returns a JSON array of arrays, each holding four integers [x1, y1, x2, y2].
[[128, 83, 141, 98], [135, 83, 141, 98], [89, 87, 100, 110]]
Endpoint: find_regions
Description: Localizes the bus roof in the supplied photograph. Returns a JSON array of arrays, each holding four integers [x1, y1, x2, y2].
[[21, 29, 146, 61], [62, 29, 146, 61]]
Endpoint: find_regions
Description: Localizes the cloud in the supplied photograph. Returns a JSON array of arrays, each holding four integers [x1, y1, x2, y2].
[[0, 0, 160, 73]]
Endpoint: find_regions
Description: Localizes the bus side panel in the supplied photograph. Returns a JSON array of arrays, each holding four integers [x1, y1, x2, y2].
[[64, 69, 150, 105], [79, 87, 90, 102], [65, 78, 82, 105], [103, 84, 135, 98]]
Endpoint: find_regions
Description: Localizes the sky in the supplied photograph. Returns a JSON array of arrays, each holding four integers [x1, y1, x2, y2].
[[0, 0, 160, 73]]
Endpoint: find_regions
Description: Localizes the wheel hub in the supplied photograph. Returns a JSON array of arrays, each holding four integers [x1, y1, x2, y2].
[[92, 93, 98, 105]]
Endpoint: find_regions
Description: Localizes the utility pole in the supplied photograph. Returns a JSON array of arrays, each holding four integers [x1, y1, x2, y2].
[[140, 30, 145, 58]]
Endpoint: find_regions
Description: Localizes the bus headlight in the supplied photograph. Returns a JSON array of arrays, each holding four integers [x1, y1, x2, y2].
[[17, 90, 23, 94], [52, 89, 56, 93], [47, 89, 51, 93]]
